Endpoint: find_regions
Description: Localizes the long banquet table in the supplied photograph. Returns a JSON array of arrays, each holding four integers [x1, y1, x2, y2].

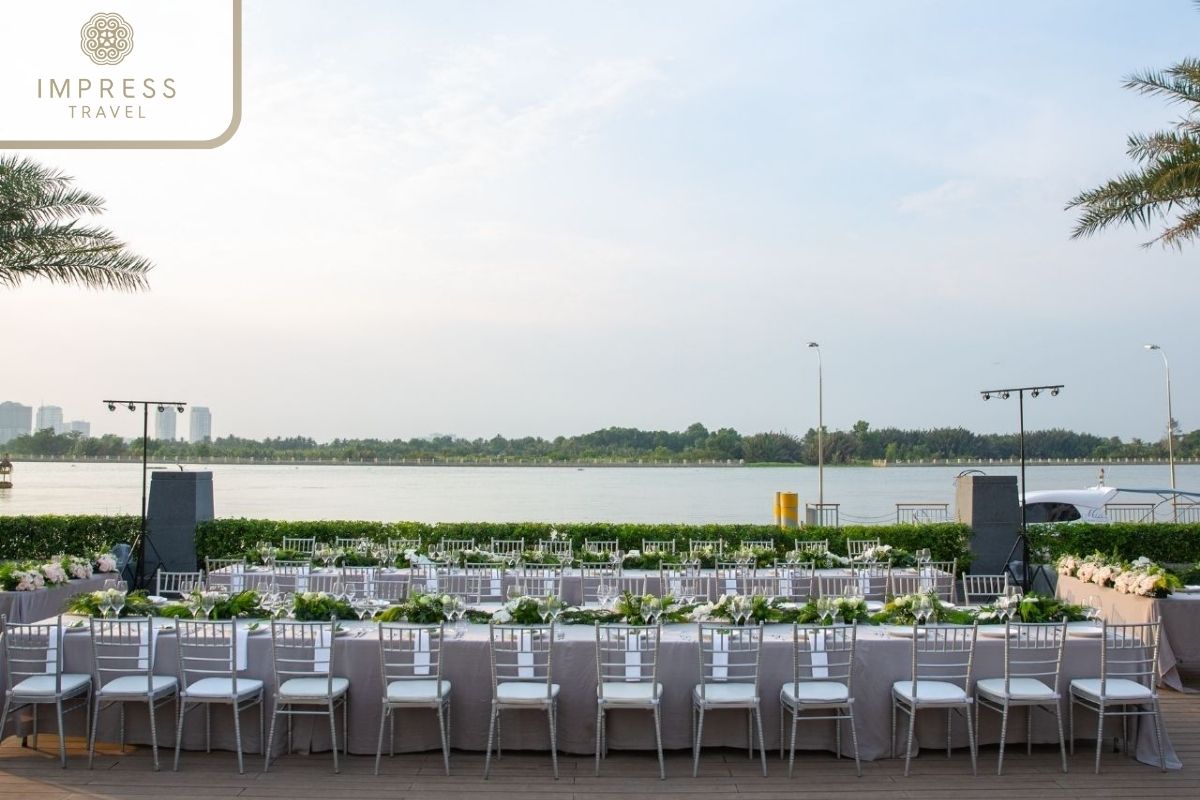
[[7, 617, 1180, 771], [1056, 574, 1200, 691], [0, 575, 111, 625]]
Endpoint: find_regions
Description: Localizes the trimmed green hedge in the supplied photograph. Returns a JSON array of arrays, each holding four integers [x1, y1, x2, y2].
[[0, 515, 140, 560], [195, 518, 972, 567], [1027, 522, 1200, 565]]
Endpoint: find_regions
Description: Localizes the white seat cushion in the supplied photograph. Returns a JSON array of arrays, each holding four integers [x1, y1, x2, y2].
[[781, 681, 850, 705], [386, 679, 450, 702], [278, 677, 349, 700], [496, 682, 559, 704], [98, 675, 177, 697], [183, 677, 264, 699], [892, 680, 969, 704], [693, 683, 758, 705], [977, 677, 1058, 702], [10, 674, 90, 697], [1070, 678, 1155, 702], [598, 681, 663, 704]]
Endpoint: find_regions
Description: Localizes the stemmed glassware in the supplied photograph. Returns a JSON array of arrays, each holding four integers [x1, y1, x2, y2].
[[506, 584, 523, 603], [1082, 594, 1101, 624], [817, 596, 835, 626], [352, 592, 374, 622], [97, 591, 114, 619], [110, 587, 127, 618], [642, 596, 662, 625], [448, 595, 468, 639], [914, 595, 932, 626]]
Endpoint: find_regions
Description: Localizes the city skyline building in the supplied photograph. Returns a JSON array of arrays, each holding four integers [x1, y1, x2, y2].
[[190, 406, 212, 443], [66, 420, 91, 437], [0, 402, 32, 445], [154, 407, 177, 441], [35, 405, 64, 434]]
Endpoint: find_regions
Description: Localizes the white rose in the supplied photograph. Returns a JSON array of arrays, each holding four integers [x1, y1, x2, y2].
[[493, 609, 512, 624]]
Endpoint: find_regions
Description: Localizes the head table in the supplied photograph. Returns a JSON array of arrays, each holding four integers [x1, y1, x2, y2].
[[3, 615, 1180, 772], [1056, 574, 1200, 692], [0, 575, 113, 625]]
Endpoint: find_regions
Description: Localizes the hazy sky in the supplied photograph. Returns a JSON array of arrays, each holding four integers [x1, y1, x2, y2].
[[7, 0, 1198, 443]]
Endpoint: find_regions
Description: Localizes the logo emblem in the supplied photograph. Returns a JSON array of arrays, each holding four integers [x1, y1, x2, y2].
[[80, 12, 133, 65]]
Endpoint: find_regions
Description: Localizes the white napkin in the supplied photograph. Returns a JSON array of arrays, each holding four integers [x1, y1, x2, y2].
[[425, 570, 439, 593], [858, 572, 871, 596], [777, 569, 793, 597], [810, 629, 828, 679], [414, 630, 431, 676], [235, 624, 249, 671], [136, 624, 160, 670], [723, 574, 738, 596], [45, 626, 63, 672], [712, 631, 729, 681], [518, 630, 534, 678], [919, 565, 934, 592], [624, 633, 643, 680], [313, 628, 331, 673], [490, 569, 502, 597], [667, 577, 683, 597], [543, 577, 555, 596], [230, 564, 245, 593]]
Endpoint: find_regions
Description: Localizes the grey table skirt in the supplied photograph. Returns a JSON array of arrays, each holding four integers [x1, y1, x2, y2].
[[5, 620, 1180, 770]]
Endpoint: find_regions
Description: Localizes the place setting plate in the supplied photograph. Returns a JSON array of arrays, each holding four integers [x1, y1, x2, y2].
[[1067, 622, 1105, 638]]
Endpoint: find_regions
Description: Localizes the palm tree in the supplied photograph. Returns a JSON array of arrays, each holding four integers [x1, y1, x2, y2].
[[0, 154, 152, 290], [1067, 57, 1200, 249]]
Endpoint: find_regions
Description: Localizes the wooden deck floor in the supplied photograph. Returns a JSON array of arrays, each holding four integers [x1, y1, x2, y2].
[[1, 686, 1197, 800]]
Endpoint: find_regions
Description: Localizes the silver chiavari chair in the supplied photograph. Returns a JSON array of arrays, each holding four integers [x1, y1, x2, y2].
[[513, 565, 563, 598], [375, 622, 451, 775], [790, 538, 829, 557], [659, 564, 705, 603], [489, 539, 525, 558], [387, 538, 420, 555], [921, 560, 958, 602], [156, 570, 203, 599], [889, 573, 928, 599], [485, 624, 559, 779], [846, 539, 880, 560], [742, 539, 775, 551], [781, 624, 860, 777], [334, 537, 369, 551], [264, 619, 349, 774], [87, 617, 178, 771], [641, 539, 676, 556], [976, 620, 1068, 775], [855, 563, 891, 601], [891, 623, 978, 776], [739, 574, 780, 599], [204, 558, 245, 591], [373, 570, 411, 602], [0, 616, 91, 767], [174, 619, 263, 774], [341, 567, 375, 598], [281, 537, 316, 556], [584, 539, 620, 557], [962, 574, 1009, 605], [773, 561, 816, 602], [437, 539, 475, 558], [690, 539, 723, 557], [594, 623, 664, 779], [1069, 620, 1166, 773], [463, 564, 505, 605], [409, 564, 441, 595], [692, 622, 766, 777], [538, 539, 574, 560], [715, 561, 749, 597], [580, 565, 620, 606]]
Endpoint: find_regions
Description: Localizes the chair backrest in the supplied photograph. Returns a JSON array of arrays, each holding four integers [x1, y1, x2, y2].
[[282, 537, 316, 555], [373, 570, 411, 602], [595, 623, 661, 699], [854, 563, 891, 600], [463, 564, 505, 604], [584, 540, 620, 555], [1, 616, 66, 693], [742, 539, 775, 551], [906, 623, 977, 694], [156, 570, 203, 598], [818, 574, 862, 599], [696, 622, 763, 695], [659, 567, 706, 602], [962, 573, 1009, 605], [269, 619, 338, 694], [176, 619, 243, 693], [1003, 621, 1067, 694], [921, 560, 957, 602], [489, 539, 525, 556], [538, 539, 573, 558], [513, 565, 563, 598], [409, 564, 441, 594], [641, 540, 676, 555], [773, 562, 815, 601], [305, 571, 345, 595], [690, 539, 723, 555], [341, 567, 375, 597], [791, 539, 829, 555], [438, 538, 475, 556], [90, 617, 158, 689], [1100, 621, 1161, 694], [378, 622, 444, 688], [335, 537, 370, 551], [791, 623, 856, 692], [204, 558, 245, 590], [846, 539, 881, 559], [580, 568, 646, 604], [739, 574, 780, 599], [715, 562, 749, 597], [489, 624, 555, 695], [387, 538, 420, 554], [888, 573, 928, 599]]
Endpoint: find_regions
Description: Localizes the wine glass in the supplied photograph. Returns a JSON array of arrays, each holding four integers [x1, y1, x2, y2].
[[506, 583, 523, 603], [353, 594, 373, 622], [643, 596, 661, 625], [97, 591, 113, 619], [537, 597, 551, 623], [818, 597, 834, 627], [111, 588, 126, 618], [1082, 595, 1101, 623], [201, 592, 217, 620], [914, 595, 931, 626]]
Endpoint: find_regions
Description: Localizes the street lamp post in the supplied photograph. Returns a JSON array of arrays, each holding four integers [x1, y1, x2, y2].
[[807, 342, 824, 515], [980, 384, 1063, 592], [1144, 344, 1178, 521], [103, 399, 187, 588]]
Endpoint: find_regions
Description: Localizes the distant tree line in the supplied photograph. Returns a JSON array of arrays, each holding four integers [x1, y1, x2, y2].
[[3, 421, 1198, 464]]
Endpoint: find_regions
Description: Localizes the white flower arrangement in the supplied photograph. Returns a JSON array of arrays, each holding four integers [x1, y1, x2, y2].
[[95, 553, 118, 573], [65, 555, 93, 580], [1056, 554, 1079, 576], [1056, 552, 1177, 597], [857, 544, 894, 562], [39, 562, 68, 585], [14, 570, 45, 592]]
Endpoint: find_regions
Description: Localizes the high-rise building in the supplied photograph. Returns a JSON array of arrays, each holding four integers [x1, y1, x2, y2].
[[189, 406, 212, 443], [66, 420, 91, 437], [0, 402, 32, 444], [154, 407, 177, 441], [35, 405, 64, 434]]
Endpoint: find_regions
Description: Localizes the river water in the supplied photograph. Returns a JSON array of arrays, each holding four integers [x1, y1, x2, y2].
[[0, 461, 1195, 524]]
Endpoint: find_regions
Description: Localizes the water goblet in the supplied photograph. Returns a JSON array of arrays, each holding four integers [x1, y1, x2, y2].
[[97, 592, 113, 619], [111, 589, 127, 618], [537, 597, 551, 624], [201, 592, 217, 620]]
